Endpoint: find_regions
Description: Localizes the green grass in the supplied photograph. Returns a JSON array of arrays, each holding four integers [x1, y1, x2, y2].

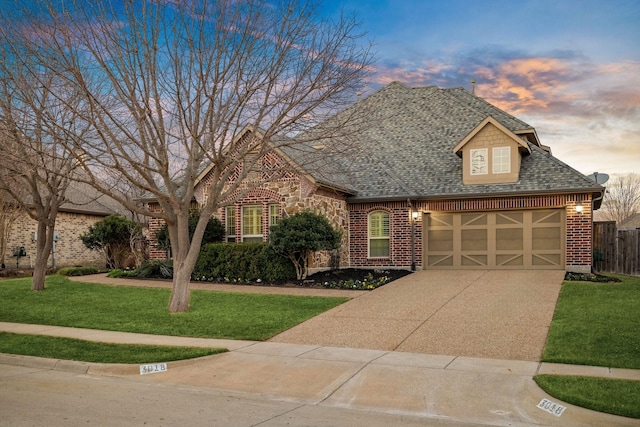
[[537, 274, 640, 419], [535, 375, 640, 419], [0, 332, 225, 364], [543, 274, 640, 369], [0, 275, 348, 341]]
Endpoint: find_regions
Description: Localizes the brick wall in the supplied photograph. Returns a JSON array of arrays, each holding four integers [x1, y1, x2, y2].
[[348, 193, 594, 272], [2, 211, 108, 269]]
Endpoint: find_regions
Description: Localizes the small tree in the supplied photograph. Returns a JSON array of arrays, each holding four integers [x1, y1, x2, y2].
[[155, 211, 224, 254], [80, 215, 142, 269], [600, 173, 640, 224], [269, 211, 341, 280]]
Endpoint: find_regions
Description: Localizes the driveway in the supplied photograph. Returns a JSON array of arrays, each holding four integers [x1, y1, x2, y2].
[[270, 270, 565, 361]]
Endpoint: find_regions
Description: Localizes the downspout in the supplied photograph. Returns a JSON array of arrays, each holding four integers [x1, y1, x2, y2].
[[591, 189, 606, 273]]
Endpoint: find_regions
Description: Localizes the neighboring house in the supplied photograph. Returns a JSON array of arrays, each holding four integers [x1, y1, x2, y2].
[[2, 182, 125, 270], [619, 213, 640, 230], [149, 82, 604, 274]]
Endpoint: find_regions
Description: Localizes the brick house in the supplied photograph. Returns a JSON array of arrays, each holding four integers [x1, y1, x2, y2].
[[149, 82, 603, 274], [2, 182, 126, 270]]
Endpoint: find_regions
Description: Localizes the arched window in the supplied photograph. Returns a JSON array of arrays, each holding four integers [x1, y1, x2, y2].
[[369, 211, 390, 257]]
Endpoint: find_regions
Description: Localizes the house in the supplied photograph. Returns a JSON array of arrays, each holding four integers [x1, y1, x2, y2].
[[149, 82, 604, 274], [2, 181, 126, 270], [618, 213, 640, 230]]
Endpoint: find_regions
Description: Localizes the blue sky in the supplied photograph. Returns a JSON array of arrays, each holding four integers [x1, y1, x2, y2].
[[322, 0, 640, 176]]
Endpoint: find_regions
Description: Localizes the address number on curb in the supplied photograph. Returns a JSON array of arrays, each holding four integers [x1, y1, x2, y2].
[[537, 399, 566, 417], [140, 363, 168, 375]]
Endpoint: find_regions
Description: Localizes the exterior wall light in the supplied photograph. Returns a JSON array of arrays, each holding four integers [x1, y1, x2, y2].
[[412, 210, 419, 221], [575, 203, 584, 214]]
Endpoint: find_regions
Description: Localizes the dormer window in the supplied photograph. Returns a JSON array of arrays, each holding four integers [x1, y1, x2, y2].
[[492, 147, 510, 174], [470, 149, 488, 175]]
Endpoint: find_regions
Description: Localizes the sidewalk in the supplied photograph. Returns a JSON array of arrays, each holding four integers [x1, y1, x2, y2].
[[1, 322, 639, 426]]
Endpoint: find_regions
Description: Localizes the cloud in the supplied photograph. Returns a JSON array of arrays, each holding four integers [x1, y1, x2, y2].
[[368, 50, 640, 175]]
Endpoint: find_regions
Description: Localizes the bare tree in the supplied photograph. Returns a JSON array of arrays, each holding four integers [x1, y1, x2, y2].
[[0, 61, 88, 289], [0, 190, 22, 269], [600, 173, 640, 224], [1, 0, 372, 311]]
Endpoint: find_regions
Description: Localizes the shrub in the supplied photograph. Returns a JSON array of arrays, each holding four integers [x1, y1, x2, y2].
[[193, 243, 296, 283], [269, 211, 341, 280], [80, 215, 143, 269], [155, 210, 224, 251], [135, 260, 174, 279], [57, 267, 101, 276]]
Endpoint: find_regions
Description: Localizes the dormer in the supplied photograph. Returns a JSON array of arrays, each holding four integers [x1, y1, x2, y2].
[[453, 117, 532, 185]]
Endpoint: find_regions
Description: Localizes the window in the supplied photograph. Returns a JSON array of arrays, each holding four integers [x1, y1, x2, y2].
[[369, 211, 390, 257], [242, 205, 263, 242], [269, 204, 280, 228], [493, 147, 510, 174], [225, 206, 236, 242], [470, 148, 488, 175]]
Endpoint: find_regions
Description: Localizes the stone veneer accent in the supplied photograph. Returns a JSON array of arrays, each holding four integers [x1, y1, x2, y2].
[[2, 211, 108, 269], [348, 193, 594, 273], [148, 157, 350, 271]]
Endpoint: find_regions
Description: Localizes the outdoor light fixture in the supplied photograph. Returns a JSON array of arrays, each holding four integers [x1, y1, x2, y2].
[[575, 203, 584, 214], [412, 210, 419, 220]]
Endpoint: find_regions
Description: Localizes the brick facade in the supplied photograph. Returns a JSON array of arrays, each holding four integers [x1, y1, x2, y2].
[[348, 193, 594, 273], [148, 157, 350, 271], [2, 211, 108, 269]]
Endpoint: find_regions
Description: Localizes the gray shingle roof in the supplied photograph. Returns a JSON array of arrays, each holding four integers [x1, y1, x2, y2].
[[291, 81, 602, 201]]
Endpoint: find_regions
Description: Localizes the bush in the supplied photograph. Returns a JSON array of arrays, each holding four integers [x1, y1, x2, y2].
[[135, 260, 174, 279], [155, 210, 224, 251], [57, 267, 101, 276], [107, 269, 138, 278], [193, 243, 296, 283]]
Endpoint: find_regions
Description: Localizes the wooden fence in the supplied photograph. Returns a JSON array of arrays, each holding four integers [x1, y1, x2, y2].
[[593, 221, 640, 276]]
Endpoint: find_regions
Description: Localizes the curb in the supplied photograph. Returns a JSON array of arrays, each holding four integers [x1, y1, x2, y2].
[[0, 352, 216, 376]]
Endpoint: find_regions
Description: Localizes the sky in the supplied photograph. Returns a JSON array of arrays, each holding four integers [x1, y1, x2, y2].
[[322, 0, 640, 177]]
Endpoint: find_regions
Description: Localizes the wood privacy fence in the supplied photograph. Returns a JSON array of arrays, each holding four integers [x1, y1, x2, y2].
[[593, 221, 640, 276]]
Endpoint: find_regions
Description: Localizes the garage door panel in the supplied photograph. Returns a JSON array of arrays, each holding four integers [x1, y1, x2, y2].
[[496, 254, 523, 266], [425, 209, 564, 270]]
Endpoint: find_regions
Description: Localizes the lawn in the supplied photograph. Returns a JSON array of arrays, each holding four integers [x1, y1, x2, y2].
[[0, 275, 348, 341], [0, 332, 226, 364], [537, 274, 640, 419]]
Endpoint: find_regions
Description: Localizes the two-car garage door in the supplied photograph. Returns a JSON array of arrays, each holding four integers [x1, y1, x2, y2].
[[424, 209, 565, 269]]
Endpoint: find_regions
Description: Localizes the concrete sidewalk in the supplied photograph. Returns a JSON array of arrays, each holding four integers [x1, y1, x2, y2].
[[1, 322, 638, 426]]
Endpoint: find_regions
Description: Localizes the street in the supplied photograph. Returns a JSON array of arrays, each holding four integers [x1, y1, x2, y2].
[[1, 365, 482, 427]]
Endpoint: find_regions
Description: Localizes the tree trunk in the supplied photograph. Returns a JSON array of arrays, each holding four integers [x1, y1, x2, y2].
[[168, 264, 192, 312], [31, 223, 53, 291]]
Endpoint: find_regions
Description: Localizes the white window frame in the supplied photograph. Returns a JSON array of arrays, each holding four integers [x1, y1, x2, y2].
[[368, 211, 390, 258], [242, 205, 263, 242], [225, 206, 236, 242], [269, 204, 280, 229], [470, 148, 488, 175], [492, 147, 510, 174]]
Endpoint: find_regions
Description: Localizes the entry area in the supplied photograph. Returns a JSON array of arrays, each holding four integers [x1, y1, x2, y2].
[[424, 209, 565, 269]]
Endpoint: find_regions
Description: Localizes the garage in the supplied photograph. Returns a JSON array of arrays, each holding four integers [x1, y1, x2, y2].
[[424, 209, 565, 269]]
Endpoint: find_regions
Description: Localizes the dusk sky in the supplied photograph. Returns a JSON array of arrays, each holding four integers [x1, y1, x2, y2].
[[322, 0, 640, 177]]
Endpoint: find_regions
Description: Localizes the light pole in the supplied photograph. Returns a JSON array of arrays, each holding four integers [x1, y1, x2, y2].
[[411, 210, 418, 271]]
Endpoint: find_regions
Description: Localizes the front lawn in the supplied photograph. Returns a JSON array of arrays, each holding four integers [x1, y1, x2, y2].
[[543, 274, 640, 369], [537, 274, 640, 419], [0, 275, 348, 341], [0, 332, 225, 364]]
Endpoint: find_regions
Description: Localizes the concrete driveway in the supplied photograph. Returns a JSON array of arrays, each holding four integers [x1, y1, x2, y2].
[[270, 270, 565, 361]]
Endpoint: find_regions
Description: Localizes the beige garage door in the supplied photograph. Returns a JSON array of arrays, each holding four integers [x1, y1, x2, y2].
[[425, 209, 565, 269]]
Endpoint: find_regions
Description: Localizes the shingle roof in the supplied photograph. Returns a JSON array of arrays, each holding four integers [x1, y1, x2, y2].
[[290, 81, 602, 201]]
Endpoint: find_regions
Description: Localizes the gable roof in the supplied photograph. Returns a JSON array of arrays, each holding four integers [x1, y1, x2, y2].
[[288, 81, 603, 202], [452, 116, 531, 156]]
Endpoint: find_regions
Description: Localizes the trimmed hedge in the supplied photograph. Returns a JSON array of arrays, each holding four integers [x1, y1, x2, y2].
[[193, 243, 296, 283], [57, 267, 102, 276]]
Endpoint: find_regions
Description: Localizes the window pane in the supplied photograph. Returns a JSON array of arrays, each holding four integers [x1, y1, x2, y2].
[[470, 148, 488, 175], [226, 206, 236, 242], [369, 211, 390, 238], [492, 147, 510, 174], [369, 211, 390, 257], [242, 206, 262, 241], [269, 204, 280, 228], [370, 238, 390, 257]]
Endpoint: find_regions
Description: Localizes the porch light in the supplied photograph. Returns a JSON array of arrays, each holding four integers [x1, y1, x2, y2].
[[412, 210, 419, 220], [575, 203, 584, 214]]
